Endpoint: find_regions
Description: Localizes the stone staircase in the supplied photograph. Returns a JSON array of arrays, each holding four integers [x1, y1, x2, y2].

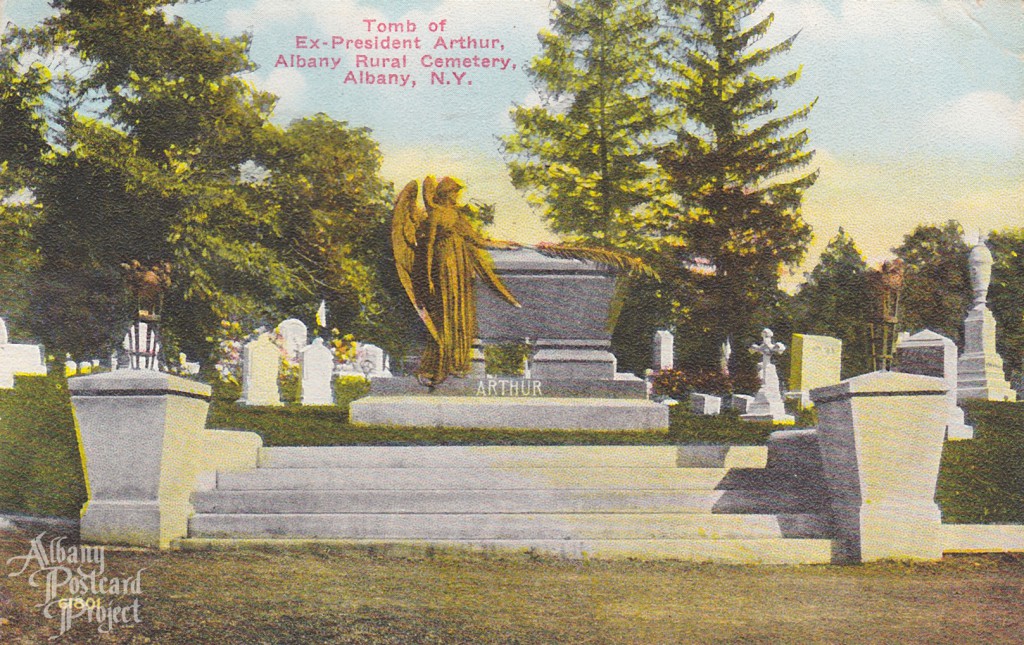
[[179, 445, 836, 564]]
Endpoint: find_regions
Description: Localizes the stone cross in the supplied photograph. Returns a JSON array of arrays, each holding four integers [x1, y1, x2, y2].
[[750, 328, 786, 383], [0, 317, 8, 345]]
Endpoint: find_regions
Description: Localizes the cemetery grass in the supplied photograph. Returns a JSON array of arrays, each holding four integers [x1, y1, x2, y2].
[[208, 380, 788, 447], [2, 526, 1024, 644]]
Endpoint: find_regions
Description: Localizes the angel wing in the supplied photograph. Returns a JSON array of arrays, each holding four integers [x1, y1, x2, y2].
[[391, 179, 440, 342]]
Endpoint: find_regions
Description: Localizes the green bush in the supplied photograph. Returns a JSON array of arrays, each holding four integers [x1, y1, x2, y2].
[[938, 400, 1024, 523], [484, 342, 530, 376], [0, 373, 86, 518], [653, 368, 734, 398]]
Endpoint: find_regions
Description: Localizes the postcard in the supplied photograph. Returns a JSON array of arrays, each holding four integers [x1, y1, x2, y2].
[[1, 0, 1022, 642]]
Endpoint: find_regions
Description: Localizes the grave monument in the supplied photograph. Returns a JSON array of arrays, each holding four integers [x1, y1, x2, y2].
[[352, 247, 667, 430], [957, 239, 1016, 402], [787, 333, 842, 408], [741, 328, 795, 424], [896, 329, 973, 439]]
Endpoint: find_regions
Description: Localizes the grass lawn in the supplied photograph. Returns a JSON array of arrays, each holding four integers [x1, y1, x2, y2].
[[2, 526, 1023, 644], [207, 380, 795, 446]]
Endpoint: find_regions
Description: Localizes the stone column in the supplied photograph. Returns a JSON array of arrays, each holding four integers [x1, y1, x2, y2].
[[811, 371, 948, 563], [957, 240, 1016, 402], [70, 370, 213, 548]]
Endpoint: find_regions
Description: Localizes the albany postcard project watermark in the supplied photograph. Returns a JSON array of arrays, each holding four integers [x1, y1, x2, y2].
[[5, 532, 144, 640]]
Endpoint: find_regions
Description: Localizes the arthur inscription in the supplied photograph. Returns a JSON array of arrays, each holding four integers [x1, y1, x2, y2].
[[476, 379, 543, 397]]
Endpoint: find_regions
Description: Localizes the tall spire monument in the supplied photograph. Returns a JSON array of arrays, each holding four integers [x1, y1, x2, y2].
[[957, 237, 1016, 402]]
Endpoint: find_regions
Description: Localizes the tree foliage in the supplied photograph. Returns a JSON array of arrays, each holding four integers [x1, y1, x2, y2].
[[789, 228, 872, 378], [0, 1, 394, 361], [987, 229, 1024, 385], [653, 0, 817, 372], [892, 221, 971, 347], [506, 0, 816, 376], [502, 0, 668, 250]]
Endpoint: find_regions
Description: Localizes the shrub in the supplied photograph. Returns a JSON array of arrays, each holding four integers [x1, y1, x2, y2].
[[484, 342, 530, 377], [652, 368, 736, 399], [0, 373, 86, 518]]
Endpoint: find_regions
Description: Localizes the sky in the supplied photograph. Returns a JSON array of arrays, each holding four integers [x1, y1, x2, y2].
[[5, 0, 1023, 288]]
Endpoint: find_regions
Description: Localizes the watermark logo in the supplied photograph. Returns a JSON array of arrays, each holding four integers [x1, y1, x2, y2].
[[6, 532, 144, 640]]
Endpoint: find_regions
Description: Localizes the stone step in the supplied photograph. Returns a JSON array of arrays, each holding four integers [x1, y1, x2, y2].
[[215, 467, 733, 491], [189, 512, 832, 540], [192, 488, 814, 515], [256, 445, 769, 470], [175, 537, 835, 564]]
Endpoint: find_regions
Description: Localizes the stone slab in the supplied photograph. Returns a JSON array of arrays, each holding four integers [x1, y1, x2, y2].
[[175, 537, 835, 564], [789, 333, 842, 393], [188, 512, 832, 541], [690, 393, 722, 415], [216, 466, 732, 491], [256, 445, 768, 469], [942, 524, 1024, 552], [370, 376, 647, 398], [194, 488, 730, 514], [349, 396, 669, 430]]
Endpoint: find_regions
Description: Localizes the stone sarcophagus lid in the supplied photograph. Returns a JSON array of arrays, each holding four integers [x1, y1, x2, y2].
[[474, 248, 619, 380]]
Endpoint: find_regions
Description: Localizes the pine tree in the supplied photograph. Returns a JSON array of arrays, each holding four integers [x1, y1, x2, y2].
[[653, 0, 817, 371], [502, 0, 667, 249]]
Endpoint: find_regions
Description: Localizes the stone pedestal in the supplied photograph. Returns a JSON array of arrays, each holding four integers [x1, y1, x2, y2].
[[958, 306, 1016, 402], [811, 371, 948, 563], [70, 371, 212, 548], [741, 364, 794, 424]]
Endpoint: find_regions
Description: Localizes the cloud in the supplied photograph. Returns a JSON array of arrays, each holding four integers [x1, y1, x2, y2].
[[260, 67, 309, 123], [922, 91, 1024, 154]]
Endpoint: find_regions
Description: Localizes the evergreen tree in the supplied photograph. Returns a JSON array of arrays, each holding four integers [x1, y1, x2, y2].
[[502, 0, 667, 250], [652, 0, 817, 373]]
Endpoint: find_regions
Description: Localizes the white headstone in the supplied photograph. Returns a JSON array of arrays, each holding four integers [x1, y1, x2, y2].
[[653, 330, 674, 371], [957, 240, 1016, 402], [741, 328, 794, 424], [727, 394, 754, 415], [355, 343, 392, 378], [301, 338, 335, 406], [277, 319, 308, 362], [897, 330, 974, 440], [689, 393, 721, 415], [0, 318, 47, 388], [239, 333, 283, 406]]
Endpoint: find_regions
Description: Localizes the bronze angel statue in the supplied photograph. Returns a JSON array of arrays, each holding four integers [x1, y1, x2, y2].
[[393, 175, 658, 386]]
